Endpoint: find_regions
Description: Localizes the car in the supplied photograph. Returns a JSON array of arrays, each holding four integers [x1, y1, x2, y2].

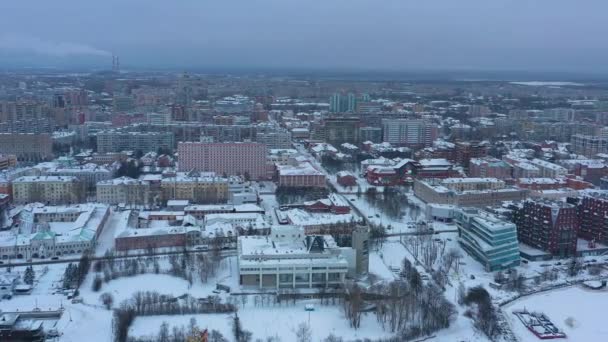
[[0, 261, 3, 264], [51, 256, 59, 260], [521, 259, 529, 264]]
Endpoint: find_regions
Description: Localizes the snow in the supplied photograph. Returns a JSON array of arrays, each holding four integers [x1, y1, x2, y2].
[[368, 253, 397, 281], [57, 305, 113, 342], [129, 301, 393, 341], [503, 286, 608, 342], [81, 274, 195, 305], [94, 209, 126, 256]]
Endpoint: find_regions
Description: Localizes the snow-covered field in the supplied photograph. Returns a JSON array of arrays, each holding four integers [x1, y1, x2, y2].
[[129, 300, 393, 341], [503, 286, 608, 342]]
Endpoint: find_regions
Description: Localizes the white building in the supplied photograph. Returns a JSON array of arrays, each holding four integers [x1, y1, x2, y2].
[[237, 226, 350, 289], [0, 203, 110, 260]]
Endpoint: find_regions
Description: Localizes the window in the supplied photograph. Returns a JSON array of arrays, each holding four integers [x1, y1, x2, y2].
[[279, 274, 293, 283], [312, 273, 326, 282], [294, 273, 309, 283]]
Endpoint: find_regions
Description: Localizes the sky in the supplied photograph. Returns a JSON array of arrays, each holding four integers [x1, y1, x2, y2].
[[0, 0, 606, 73]]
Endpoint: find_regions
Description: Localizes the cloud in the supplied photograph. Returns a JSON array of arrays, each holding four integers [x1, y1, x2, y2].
[[0, 33, 111, 57]]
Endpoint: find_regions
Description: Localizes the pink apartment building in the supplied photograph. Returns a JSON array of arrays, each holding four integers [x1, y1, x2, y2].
[[178, 142, 267, 180]]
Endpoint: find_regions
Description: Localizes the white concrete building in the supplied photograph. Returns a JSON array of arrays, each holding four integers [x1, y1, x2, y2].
[[237, 226, 350, 289]]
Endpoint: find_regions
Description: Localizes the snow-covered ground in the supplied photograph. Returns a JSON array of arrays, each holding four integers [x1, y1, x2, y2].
[[503, 286, 608, 342], [259, 194, 280, 224], [94, 208, 123, 256], [79, 255, 239, 308], [129, 300, 393, 341]]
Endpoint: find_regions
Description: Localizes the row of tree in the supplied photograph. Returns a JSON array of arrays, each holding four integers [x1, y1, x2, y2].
[[368, 259, 456, 339], [113, 291, 235, 342], [91, 251, 222, 292]]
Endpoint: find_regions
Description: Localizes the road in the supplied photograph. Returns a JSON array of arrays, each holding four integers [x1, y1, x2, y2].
[[0, 248, 237, 268]]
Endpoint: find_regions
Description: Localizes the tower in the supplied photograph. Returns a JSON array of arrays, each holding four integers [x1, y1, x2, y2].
[[112, 55, 120, 73], [352, 225, 370, 274]]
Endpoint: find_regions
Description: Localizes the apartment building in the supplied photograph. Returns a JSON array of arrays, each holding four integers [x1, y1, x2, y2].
[[413, 179, 527, 207], [12, 176, 85, 205], [513, 200, 578, 258], [469, 157, 512, 179], [96, 177, 153, 206], [97, 130, 174, 153], [177, 142, 267, 180], [381, 119, 437, 148], [160, 174, 229, 204], [0, 133, 53, 162]]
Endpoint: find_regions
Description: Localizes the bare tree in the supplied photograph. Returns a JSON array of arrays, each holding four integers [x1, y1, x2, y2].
[[294, 322, 312, 342]]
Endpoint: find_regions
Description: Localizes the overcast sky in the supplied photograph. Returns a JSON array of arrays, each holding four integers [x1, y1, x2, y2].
[[0, 0, 605, 72]]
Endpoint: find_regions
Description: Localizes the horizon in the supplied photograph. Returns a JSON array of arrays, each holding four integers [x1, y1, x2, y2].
[[1, 1, 608, 76]]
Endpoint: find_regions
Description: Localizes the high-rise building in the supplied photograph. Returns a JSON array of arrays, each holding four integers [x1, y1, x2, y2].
[[359, 127, 383, 143], [112, 95, 135, 112], [571, 134, 608, 157], [96, 130, 174, 154], [578, 195, 608, 244], [176, 72, 207, 106], [513, 200, 578, 258], [177, 142, 267, 180], [255, 128, 292, 149], [329, 92, 357, 113], [382, 119, 438, 148], [323, 117, 360, 146], [0, 133, 53, 162]]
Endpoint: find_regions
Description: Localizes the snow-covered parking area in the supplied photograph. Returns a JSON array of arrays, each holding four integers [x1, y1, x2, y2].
[[503, 286, 608, 342]]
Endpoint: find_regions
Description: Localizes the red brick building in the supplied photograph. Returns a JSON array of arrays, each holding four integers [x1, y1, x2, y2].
[[578, 195, 608, 244], [336, 171, 357, 187], [115, 229, 187, 251], [514, 200, 579, 257]]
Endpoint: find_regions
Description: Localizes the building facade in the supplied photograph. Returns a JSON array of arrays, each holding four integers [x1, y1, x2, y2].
[[160, 175, 230, 204], [469, 157, 512, 179], [455, 208, 520, 271], [178, 142, 268, 180], [513, 200, 578, 258], [96, 177, 153, 206], [97, 130, 174, 153], [237, 226, 350, 289], [382, 119, 437, 148], [12, 176, 85, 205], [578, 195, 608, 244], [413, 179, 528, 207], [0, 133, 53, 162]]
